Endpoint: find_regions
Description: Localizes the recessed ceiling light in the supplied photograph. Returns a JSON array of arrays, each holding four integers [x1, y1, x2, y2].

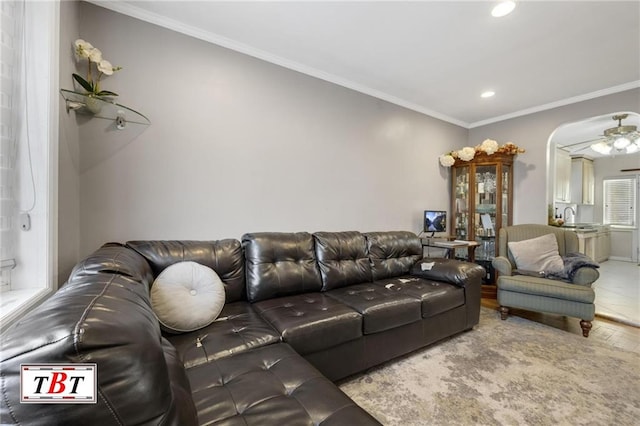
[[492, 1, 516, 18], [481, 91, 495, 98]]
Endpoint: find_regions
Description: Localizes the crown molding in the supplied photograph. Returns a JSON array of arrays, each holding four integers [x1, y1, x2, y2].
[[86, 2, 640, 131], [469, 81, 640, 129], [87, 1, 469, 128]]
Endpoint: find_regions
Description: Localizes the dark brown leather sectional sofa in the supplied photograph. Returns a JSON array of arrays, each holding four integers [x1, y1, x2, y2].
[[1, 230, 484, 425]]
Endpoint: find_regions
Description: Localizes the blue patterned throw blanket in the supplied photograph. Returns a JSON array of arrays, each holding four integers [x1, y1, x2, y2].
[[547, 252, 599, 281]]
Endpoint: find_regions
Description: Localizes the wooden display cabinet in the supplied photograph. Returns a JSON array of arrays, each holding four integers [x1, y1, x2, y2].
[[450, 152, 514, 298]]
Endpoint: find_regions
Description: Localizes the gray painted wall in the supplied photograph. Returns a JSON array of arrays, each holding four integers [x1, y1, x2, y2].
[[468, 88, 640, 225], [71, 2, 466, 257], [57, 2, 640, 278]]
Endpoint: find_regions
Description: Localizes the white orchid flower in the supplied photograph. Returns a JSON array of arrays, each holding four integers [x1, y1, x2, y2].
[[88, 48, 103, 63], [97, 60, 115, 75], [74, 39, 93, 59], [72, 40, 121, 98]]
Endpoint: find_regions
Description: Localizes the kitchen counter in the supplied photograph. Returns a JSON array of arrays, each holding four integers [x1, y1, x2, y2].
[[562, 225, 610, 262], [562, 223, 608, 233]]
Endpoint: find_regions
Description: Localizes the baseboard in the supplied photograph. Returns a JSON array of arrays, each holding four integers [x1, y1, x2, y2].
[[607, 256, 636, 263]]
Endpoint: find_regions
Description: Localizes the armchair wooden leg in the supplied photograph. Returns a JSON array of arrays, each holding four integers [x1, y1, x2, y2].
[[580, 320, 592, 338], [499, 306, 509, 320]]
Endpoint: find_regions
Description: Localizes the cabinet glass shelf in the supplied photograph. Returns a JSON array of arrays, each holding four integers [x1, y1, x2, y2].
[[60, 89, 150, 129]]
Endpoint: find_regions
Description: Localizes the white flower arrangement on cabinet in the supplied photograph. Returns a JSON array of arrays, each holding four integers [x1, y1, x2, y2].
[[439, 139, 525, 167]]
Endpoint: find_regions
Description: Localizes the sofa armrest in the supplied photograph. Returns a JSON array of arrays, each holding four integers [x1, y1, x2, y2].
[[67, 243, 155, 287], [410, 258, 485, 288], [572, 266, 599, 286], [492, 256, 513, 276]]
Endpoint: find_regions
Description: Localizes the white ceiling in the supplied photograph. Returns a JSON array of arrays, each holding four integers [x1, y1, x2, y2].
[[94, 1, 640, 128]]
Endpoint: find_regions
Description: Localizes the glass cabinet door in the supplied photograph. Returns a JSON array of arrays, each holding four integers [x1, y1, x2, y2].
[[474, 164, 498, 261], [452, 166, 469, 240], [501, 164, 511, 232], [449, 153, 514, 278]]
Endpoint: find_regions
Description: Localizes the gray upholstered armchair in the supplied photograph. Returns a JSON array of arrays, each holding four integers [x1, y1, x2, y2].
[[492, 224, 599, 337]]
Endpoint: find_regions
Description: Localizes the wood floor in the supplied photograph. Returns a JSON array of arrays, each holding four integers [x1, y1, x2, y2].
[[481, 298, 640, 353]]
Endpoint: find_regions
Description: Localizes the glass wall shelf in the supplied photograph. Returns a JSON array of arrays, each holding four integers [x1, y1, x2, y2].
[[60, 89, 150, 129], [60, 89, 151, 173]]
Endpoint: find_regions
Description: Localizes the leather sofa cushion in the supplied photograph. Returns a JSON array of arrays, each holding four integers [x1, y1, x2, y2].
[[327, 283, 422, 334], [166, 301, 281, 368], [411, 258, 485, 288], [127, 240, 246, 303], [374, 276, 466, 318], [186, 343, 380, 425], [162, 338, 199, 425], [253, 293, 362, 355], [365, 231, 422, 280], [67, 242, 154, 286], [0, 273, 197, 426], [242, 232, 323, 303], [313, 231, 372, 291]]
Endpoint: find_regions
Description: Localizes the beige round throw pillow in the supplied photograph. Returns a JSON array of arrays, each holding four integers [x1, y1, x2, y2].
[[151, 261, 225, 333]]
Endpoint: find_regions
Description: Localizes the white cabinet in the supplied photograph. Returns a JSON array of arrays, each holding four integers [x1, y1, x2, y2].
[[575, 227, 610, 263], [570, 157, 594, 205], [594, 228, 610, 262], [576, 232, 596, 260], [555, 149, 571, 202]]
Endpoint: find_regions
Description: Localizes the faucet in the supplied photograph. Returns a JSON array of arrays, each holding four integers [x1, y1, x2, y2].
[[563, 206, 576, 223]]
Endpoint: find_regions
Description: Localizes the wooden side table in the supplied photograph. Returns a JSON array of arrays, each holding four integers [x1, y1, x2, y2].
[[421, 239, 479, 262]]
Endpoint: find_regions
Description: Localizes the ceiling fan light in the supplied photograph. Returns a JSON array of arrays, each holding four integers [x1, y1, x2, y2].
[[626, 144, 639, 154], [591, 142, 611, 155], [613, 137, 631, 149]]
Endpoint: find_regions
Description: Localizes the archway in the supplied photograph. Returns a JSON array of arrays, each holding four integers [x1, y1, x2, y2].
[[546, 111, 640, 326]]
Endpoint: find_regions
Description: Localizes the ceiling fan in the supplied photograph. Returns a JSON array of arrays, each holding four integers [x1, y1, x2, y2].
[[567, 114, 640, 155], [588, 114, 640, 155]]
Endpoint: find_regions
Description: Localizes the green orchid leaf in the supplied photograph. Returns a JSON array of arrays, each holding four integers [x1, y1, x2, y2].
[[96, 90, 119, 97], [72, 73, 94, 93]]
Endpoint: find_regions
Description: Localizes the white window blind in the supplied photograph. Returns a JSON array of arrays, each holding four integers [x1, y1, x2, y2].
[[0, 0, 21, 291], [0, 0, 57, 330], [603, 177, 637, 227]]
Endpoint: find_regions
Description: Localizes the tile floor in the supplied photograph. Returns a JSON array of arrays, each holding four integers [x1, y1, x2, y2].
[[592, 260, 640, 327]]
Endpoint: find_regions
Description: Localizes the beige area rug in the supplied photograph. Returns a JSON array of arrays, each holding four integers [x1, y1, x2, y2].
[[339, 308, 640, 425]]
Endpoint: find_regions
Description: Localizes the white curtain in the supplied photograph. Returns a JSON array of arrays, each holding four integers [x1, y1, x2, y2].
[[0, 0, 24, 289]]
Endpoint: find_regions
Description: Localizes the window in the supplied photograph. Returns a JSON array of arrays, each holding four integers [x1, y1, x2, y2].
[[0, 0, 58, 331], [603, 177, 637, 228], [1, 0, 19, 294]]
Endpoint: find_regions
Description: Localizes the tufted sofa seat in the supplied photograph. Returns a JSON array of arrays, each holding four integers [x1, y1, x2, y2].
[[187, 343, 372, 426], [1, 230, 484, 425], [164, 302, 282, 369]]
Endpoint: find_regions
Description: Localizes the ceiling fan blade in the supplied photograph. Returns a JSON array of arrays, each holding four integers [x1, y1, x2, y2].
[[573, 145, 595, 153], [557, 137, 604, 149]]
